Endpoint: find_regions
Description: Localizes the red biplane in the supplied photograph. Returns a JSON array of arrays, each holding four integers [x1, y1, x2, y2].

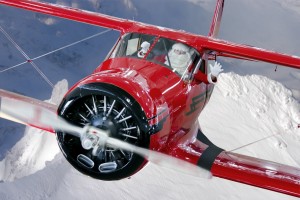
[[0, 0, 299, 198]]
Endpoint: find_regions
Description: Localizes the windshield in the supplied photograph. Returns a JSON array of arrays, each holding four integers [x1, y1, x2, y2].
[[111, 33, 201, 77]]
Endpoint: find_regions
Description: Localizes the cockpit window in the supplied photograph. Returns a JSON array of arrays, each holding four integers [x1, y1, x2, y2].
[[112, 33, 156, 58], [146, 38, 200, 76], [110, 33, 201, 77]]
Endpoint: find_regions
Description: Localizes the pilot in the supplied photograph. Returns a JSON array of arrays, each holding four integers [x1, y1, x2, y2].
[[164, 43, 192, 75], [166, 43, 223, 84]]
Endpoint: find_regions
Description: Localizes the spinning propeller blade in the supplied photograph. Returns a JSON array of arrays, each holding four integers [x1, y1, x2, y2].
[[0, 92, 211, 178], [0, 94, 82, 137]]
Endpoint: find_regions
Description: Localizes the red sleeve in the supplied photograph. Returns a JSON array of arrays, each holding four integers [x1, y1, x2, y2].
[[194, 71, 209, 84]]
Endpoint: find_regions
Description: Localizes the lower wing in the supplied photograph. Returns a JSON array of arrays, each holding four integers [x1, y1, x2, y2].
[[0, 89, 57, 133]]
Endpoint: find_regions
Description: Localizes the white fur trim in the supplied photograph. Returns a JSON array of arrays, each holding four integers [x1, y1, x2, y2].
[[207, 73, 216, 84]]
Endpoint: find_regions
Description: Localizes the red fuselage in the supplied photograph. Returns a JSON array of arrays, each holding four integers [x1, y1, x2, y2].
[[69, 55, 214, 151]]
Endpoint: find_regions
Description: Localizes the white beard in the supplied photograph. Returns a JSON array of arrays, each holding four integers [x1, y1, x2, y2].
[[165, 51, 191, 75]]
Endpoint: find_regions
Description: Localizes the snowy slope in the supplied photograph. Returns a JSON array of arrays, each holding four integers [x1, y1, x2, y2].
[[0, 0, 299, 199], [200, 73, 300, 166]]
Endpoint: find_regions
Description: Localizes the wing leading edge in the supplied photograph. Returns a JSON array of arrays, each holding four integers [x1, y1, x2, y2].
[[212, 151, 300, 198], [202, 38, 300, 70], [0, 0, 133, 32]]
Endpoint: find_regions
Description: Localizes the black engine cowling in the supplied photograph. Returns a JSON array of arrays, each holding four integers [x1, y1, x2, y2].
[[56, 83, 150, 180]]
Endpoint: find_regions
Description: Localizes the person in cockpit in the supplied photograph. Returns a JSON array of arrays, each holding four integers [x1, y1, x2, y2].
[[164, 43, 223, 84]]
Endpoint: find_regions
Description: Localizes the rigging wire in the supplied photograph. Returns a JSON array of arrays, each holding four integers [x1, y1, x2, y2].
[[228, 132, 280, 152], [0, 26, 112, 88], [0, 25, 54, 88], [0, 61, 28, 73], [32, 29, 111, 61], [0, 29, 111, 74]]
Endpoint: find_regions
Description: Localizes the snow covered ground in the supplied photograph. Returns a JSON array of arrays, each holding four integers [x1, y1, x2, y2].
[[0, 0, 299, 199]]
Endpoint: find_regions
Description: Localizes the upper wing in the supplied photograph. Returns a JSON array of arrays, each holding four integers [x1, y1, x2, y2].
[[0, 0, 133, 32], [1, 0, 300, 70], [203, 38, 300, 70]]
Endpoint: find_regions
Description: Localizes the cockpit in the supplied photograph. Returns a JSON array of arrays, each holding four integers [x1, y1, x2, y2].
[[110, 33, 202, 78]]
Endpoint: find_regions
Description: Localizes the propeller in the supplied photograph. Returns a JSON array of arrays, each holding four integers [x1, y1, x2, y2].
[[0, 94, 211, 178]]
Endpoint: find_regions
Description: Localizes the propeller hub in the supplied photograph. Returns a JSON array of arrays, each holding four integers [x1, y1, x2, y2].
[[91, 115, 120, 139]]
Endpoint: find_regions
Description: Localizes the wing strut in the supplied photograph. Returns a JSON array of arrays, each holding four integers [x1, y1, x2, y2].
[[208, 0, 225, 38]]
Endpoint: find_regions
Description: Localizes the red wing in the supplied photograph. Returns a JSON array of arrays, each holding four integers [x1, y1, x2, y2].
[[2, 0, 300, 70], [206, 0, 300, 69], [203, 38, 300, 69], [0, 89, 57, 133], [212, 151, 300, 198], [192, 130, 300, 198], [0, 0, 132, 32]]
